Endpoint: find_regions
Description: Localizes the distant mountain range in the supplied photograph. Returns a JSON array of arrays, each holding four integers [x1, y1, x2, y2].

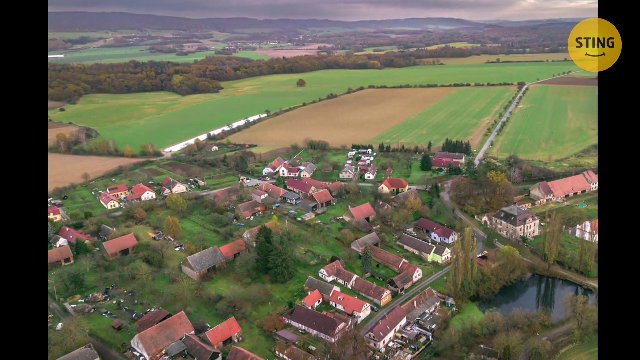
[[48, 11, 581, 32]]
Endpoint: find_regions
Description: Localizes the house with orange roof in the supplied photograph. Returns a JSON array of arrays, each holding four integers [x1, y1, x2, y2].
[[130, 311, 195, 360], [129, 183, 156, 202], [106, 184, 129, 199], [377, 178, 409, 194], [48, 206, 63, 222], [329, 291, 371, 323], [99, 192, 120, 209], [48, 245, 74, 267], [220, 239, 248, 261], [227, 346, 264, 360], [204, 316, 242, 349], [318, 260, 357, 288], [103, 233, 138, 259], [529, 170, 598, 204], [343, 202, 376, 228], [302, 289, 323, 309]]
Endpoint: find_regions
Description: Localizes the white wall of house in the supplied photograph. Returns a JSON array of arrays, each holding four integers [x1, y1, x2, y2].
[[365, 316, 407, 350], [140, 191, 156, 201]]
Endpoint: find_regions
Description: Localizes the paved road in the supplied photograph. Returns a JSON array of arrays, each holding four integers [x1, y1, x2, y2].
[[359, 266, 451, 336]]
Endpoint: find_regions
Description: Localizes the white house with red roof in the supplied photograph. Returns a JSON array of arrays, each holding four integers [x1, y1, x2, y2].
[[414, 218, 458, 244], [365, 306, 407, 350], [129, 183, 156, 201], [263, 157, 286, 176], [161, 177, 188, 195], [302, 289, 323, 309], [570, 219, 598, 242], [131, 310, 195, 360], [311, 189, 334, 208], [58, 226, 92, 245], [319, 260, 357, 288], [99, 192, 120, 209], [280, 165, 301, 177], [364, 165, 377, 180], [378, 177, 409, 194], [329, 291, 371, 323]]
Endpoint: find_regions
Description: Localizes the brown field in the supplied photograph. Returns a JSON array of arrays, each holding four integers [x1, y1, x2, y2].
[[48, 153, 144, 191], [48, 101, 65, 110], [139, 168, 164, 177], [158, 161, 205, 178], [427, 52, 571, 65], [537, 76, 598, 86], [256, 43, 330, 58], [48, 122, 79, 147], [229, 88, 455, 147]]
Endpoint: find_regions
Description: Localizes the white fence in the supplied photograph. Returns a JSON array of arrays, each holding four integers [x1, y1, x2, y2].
[[163, 113, 267, 152]]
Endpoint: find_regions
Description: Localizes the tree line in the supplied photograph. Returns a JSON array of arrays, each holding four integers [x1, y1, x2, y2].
[[441, 138, 472, 155]]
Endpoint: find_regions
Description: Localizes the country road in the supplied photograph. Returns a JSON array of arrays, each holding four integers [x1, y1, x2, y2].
[[359, 266, 451, 336], [440, 180, 486, 252]]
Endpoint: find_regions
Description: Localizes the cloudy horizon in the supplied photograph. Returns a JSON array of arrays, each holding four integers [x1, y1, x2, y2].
[[48, 0, 598, 21]]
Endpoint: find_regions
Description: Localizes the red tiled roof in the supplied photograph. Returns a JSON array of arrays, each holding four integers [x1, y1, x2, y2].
[[547, 170, 597, 198], [302, 178, 328, 189], [136, 309, 171, 332], [103, 233, 138, 256], [283, 165, 300, 174], [205, 317, 242, 347], [48, 245, 73, 264], [99, 192, 118, 205], [134, 311, 194, 359], [253, 189, 267, 197], [311, 189, 333, 204], [303, 289, 323, 308], [227, 346, 264, 360], [330, 291, 368, 314], [382, 178, 408, 190], [258, 183, 287, 198], [368, 306, 406, 341], [161, 177, 172, 186], [129, 183, 155, 200], [327, 182, 344, 194], [48, 206, 61, 216], [367, 246, 406, 272], [415, 218, 455, 238], [107, 184, 129, 194], [220, 239, 247, 260], [432, 158, 461, 168], [347, 202, 376, 222], [352, 277, 389, 302], [286, 179, 314, 193], [58, 226, 91, 244], [322, 260, 357, 284], [238, 200, 265, 218]]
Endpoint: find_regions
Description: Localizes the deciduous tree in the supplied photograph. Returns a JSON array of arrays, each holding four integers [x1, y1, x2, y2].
[[166, 193, 188, 214], [164, 216, 183, 239], [123, 145, 135, 157]]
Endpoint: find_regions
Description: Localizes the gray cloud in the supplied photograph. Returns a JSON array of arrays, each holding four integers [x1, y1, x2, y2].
[[48, 0, 598, 21]]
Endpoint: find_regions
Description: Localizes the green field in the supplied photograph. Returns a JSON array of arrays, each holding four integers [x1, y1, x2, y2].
[[491, 85, 597, 161], [426, 42, 482, 49], [374, 87, 513, 147], [556, 336, 598, 360], [48, 62, 579, 152], [449, 302, 483, 329]]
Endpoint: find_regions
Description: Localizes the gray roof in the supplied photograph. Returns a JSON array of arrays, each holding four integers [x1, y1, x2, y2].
[[165, 340, 187, 357], [351, 232, 381, 254], [493, 205, 538, 227], [397, 234, 435, 254], [300, 199, 318, 208], [304, 276, 338, 298], [303, 163, 317, 173], [433, 244, 449, 256], [282, 192, 301, 201], [183, 334, 219, 360], [99, 224, 115, 238], [185, 247, 225, 273], [57, 344, 100, 360], [283, 306, 345, 338]]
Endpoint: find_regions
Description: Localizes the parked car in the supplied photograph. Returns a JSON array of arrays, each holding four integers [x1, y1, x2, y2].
[[371, 305, 379, 312]]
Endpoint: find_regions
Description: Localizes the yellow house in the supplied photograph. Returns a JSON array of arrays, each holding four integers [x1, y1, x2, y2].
[[99, 192, 120, 209], [378, 178, 409, 194], [107, 184, 130, 199]]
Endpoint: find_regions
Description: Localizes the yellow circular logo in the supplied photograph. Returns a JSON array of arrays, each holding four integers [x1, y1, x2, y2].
[[568, 18, 621, 72]]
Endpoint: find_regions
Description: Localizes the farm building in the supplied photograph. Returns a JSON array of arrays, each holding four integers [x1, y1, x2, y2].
[[237, 200, 266, 219], [414, 218, 458, 244], [529, 170, 598, 204], [48, 206, 63, 222], [275, 342, 317, 360], [343, 202, 376, 225], [130, 311, 195, 360], [352, 277, 392, 306], [329, 291, 371, 323], [378, 178, 409, 194], [433, 151, 465, 164], [99, 192, 120, 209], [280, 165, 301, 177], [135, 308, 171, 332], [181, 246, 226, 280], [129, 183, 156, 201], [483, 205, 540, 240], [227, 346, 264, 360], [219, 239, 248, 261], [390, 264, 422, 292], [365, 306, 407, 350], [257, 182, 288, 200], [48, 245, 74, 267], [397, 234, 435, 260], [304, 276, 339, 301], [106, 184, 129, 199], [282, 306, 348, 343], [319, 260, 357, 288], [204, 316, 242, 349], [57, 343, 100, 360], [401, 287, 442, 321], [350, 232, 381, 254], [311, 189, 334, 208], [182, 334, 221, 360], [242, 220, 278, 246], [302, 177, 328, 190], [286, 179, 316, 196], [102, 233, 138, 259], [252, 189, 268, 203]]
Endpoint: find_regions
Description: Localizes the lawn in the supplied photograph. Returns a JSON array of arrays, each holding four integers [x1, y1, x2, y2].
[[556, 335, 598, 360], [49, 62, 579, 152], [374, 87, 514, 148], [449, 302, 484, 329], [531, 192, 598, 221], [491, 85, 598, 161]]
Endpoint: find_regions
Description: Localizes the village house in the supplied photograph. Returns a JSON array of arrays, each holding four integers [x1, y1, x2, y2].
[[397, 234, 434, 259], [364, 165, 377, 180], [365, 306, 407, 350], [257, 183, 288, 201], [227, 346, 264, 360], [431, 244, 451, 264], [58, 226, 92, 245], [251, 189, 268, 203], [343, 202, 377, 231], [282, 191, 302, 205], [161, 177, 188, 195], [390, 264, 422, 292], [302, 177, 328, 189], [434, 151, 465, 164], [282, 306, 348, 343], [99, 192, 120, 209], [570, 219, 598, 242], [182, 334, 221, 360], [319, 260, 357, 288], [529, 170, 598, 204], [400, 287, 442, 321], [329, 291, 371, 323], [263, 157, 286, 176], [414, 218, 458, 244], [48, 206, 63, 222], [237, 200, 266, 219], [205, 316, 242, 349], [311, 189, 334, 208], [106, 184, 129, 199], [378, 178, 409, 194], [366, 245, 407, 273], [57, 344, 100, 360], [48, 245, 74, 267], [275, 342, 317, 360], [299, 162, 317, 178], [103, 233, 138, 259], [128, 183, 156, 202], [220, 239, 248, 261], [351, 232, 381, 254], [135, 308, 171, 332], [286, 179, 316, 196], [339, 165, 356, 179], [326, 182, 345, 196], [483, 205, 540, 240], [366, 246, 422, 291], [280, 165, 301, 177], [303, 289, 323, 309], [181, 246, 226, 281], [131, 311, 195, 360], [304, 276, 339, 301], [352, 277, 392, 306]]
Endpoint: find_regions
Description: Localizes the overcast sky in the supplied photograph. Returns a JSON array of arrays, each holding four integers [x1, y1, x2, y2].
[[48, 0, 597, 21]]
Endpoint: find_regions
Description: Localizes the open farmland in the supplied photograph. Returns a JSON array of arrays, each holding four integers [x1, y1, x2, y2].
[[490, 84, 597, 161], [48, 153, 144, 191], [229, 88, 455, 147], [256, 43, 329, 58], [435, 52, 570, 65], [48, 122, 78, 147], [48, 62, 579, 151], [374, 86, 514, 147]]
